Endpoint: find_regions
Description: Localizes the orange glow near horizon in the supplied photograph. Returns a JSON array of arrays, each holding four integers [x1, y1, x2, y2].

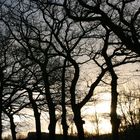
[[3, 92, 112, 137], [82, 92, 112, 134]]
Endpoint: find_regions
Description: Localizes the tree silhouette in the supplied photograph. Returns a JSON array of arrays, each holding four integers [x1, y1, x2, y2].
[[0, 1, 140, 140], [62, 0, 140, 55]]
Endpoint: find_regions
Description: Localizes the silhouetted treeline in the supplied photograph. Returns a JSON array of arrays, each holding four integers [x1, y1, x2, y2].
[[0, 1, 140, 140]]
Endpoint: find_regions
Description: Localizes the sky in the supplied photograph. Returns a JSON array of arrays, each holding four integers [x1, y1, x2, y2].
[[2, 92, 112, 138], [1, 0, 140, 138], [2, 61, 140, 138]]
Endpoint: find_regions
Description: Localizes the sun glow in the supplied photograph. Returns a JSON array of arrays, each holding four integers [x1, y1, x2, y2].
[[82, 92, 111, 134], [4, 93, 112, 137]]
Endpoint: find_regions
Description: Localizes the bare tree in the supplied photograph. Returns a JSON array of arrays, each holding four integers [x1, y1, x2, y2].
[[61, 59, 69, 140], [0, 1, 60, 139], [118, 85, 140, 130], [1, 46, 30, 140], [62, 0, 140, 55], [101, 30, 120, 140], [0, 29, 17, 140], [1, 1, 140, 140]]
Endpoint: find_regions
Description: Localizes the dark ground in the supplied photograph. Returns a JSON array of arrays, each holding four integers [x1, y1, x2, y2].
[[3, 124, 140, 140]]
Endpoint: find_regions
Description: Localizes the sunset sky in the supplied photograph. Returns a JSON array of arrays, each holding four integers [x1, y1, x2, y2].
[[2, 62, 140, 138]]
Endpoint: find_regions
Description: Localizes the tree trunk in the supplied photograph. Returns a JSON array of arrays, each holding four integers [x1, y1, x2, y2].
[[73, 107, 85, 140], [9, 115, 16, 140], [61, 111, 68, 140], [68, 57, 85, 140], [102, 30, 120, 140], [48, 107, 56, 140], [61, 59, 68, 140], [42, 67, 57, 140], [28, 89, 41, 140], [110, 74, 120, 140], [94, 109, 100, 136], [34, 111, 41, 140]]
